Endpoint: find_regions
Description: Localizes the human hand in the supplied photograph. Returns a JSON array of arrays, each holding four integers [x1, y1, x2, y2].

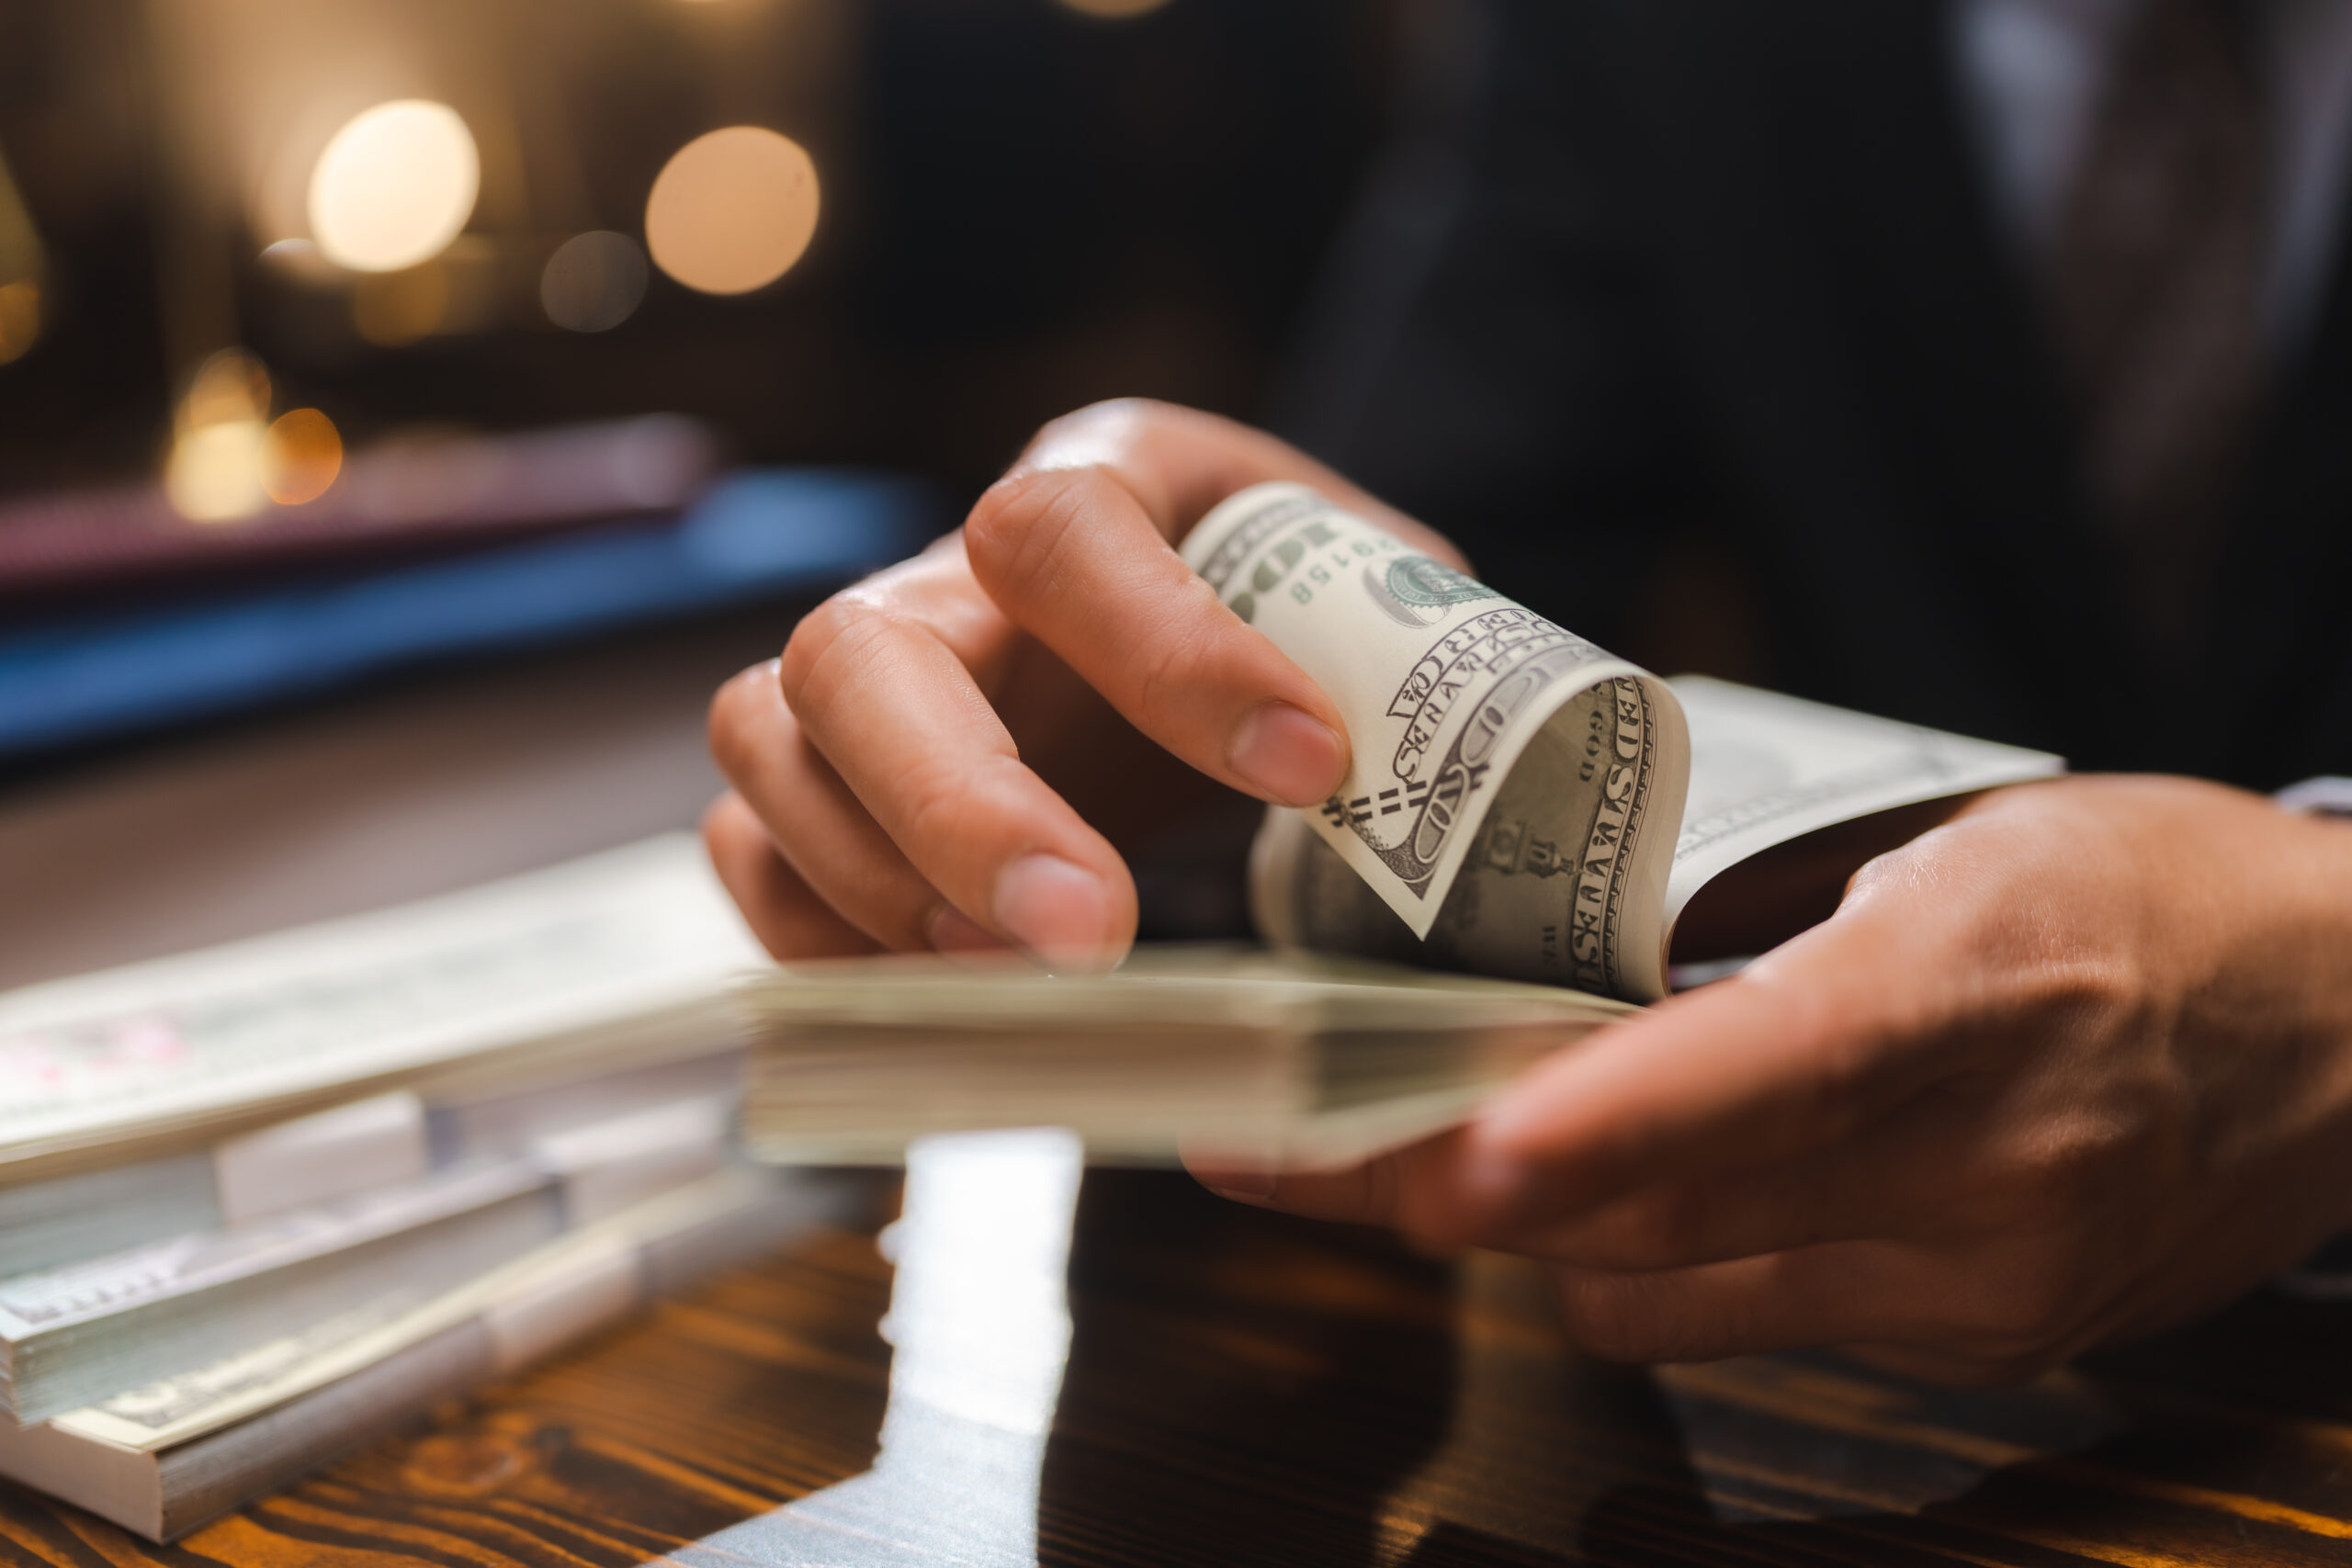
[[704, 400, 1462, 967], [1194, 775, 2352, 1382]]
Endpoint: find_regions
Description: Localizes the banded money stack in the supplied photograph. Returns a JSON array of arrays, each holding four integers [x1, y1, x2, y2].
[[0, 840, 830, 1542]]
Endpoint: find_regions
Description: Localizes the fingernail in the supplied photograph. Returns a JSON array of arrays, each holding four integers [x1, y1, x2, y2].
[[1228, 703, 1346, 806], [927, 903, 1008, 954], [992, 853, 1116, 970], [1195, 1169, 1278, 1202]]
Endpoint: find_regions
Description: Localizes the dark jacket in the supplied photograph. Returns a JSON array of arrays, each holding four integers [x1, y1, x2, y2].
[[1282, 0, 2352, 785]]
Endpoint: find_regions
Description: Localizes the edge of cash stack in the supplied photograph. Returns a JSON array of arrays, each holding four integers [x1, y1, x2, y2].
[[0, 1167, 833, 1543], [0, 836, 763, 1185], [0, 1066, 745, 1425], [741, 947, 1640, 1169]]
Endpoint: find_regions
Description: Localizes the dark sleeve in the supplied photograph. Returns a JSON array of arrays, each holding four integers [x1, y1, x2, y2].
[[1273, 0, 1707, 649]]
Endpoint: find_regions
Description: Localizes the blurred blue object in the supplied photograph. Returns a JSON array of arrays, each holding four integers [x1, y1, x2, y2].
[[0, 469, 941, 762]]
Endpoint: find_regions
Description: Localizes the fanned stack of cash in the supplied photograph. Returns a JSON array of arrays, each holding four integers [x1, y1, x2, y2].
[[0, 839, 828, 1541]]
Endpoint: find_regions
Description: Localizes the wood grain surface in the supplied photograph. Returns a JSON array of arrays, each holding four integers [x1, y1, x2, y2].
[[6, 1168, 2352, 1567]]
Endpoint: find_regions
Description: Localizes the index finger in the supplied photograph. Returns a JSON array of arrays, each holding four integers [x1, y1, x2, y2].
[[1005, 400, 1463, 563], [963, 402, 1461, 807]]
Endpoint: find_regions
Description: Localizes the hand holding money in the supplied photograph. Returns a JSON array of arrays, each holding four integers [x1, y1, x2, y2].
[[1203, 775, 2352, 1382], [1178, 483, 1688, 999], [706, 399, 1463, 969], [709, 396, 2352, 1383]]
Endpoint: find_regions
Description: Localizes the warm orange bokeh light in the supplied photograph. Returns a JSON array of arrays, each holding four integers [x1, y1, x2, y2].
[[263, 409, 343, 505], [164, 348, 277, 522], [180, 348, 271, 431], [645, 127, 820, 297], [165, 421, 270, 523], [0, 280, 37, 366]]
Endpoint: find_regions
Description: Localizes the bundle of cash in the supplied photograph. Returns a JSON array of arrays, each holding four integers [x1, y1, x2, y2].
[[0, 840, 822, 1540], [0, 1167, 820, 1541], [0, 836, 762, 1180], [741, 948, 1638, 1170]]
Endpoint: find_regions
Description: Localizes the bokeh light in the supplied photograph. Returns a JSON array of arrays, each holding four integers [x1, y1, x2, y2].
[[164, 349, 275, 523], [256, 237, 342, 288], [645, 127, 820, 296], [180, 348, 271, 429], [165, 420, 270, 522], [263, 409, 343, 504], [0, 280, 37, 366], [1057, 0, 1177, 17], [541, 231, 650, 332], [308, 100, 481, 274]]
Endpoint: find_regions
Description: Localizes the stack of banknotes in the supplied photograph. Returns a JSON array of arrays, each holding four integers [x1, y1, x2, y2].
[[0, 839, 827, 1541]]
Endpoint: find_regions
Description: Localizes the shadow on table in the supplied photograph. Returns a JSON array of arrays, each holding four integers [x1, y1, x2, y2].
[[1557, 1287, 2352, 1568], [1035, 1168, 1464, 1566], [688, 1156, 2352, 1568]]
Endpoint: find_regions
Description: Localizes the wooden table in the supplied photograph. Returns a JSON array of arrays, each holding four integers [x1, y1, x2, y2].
[[6, 615, 2352, 1567], [5, 1161, 2350, 1567]]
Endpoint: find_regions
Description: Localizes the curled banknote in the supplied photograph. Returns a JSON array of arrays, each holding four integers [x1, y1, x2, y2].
[[1181, 483, 1690, 1001]]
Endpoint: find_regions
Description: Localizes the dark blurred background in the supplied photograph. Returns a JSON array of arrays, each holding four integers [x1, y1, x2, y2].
[[0, 0, 1411, 499], [0, 0, 1442, 971]]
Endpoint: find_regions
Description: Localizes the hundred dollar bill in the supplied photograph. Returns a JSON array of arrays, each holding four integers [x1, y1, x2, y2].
[[1193, 485, 2066, 1000], [1661, 675, 2064, 919], [1182, 483, 1691, 1000], [1251, 677, 2064, 990]]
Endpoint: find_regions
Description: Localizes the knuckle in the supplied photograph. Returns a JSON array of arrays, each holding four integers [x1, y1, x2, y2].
[[779, 592, 910, 726], [1126, 620, 1222, 732], [707, 664, 779, 781], [699, 792, 748, 856], [1034, 396, 1169, 447], [777, 592, 859, 692], [775, 604, 839, 706], [1972, 1117, 2137, 1234], [2012, 1142, 2109, 1222], [964, 468, 1096, 604], [892, 750, 998, 855]]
